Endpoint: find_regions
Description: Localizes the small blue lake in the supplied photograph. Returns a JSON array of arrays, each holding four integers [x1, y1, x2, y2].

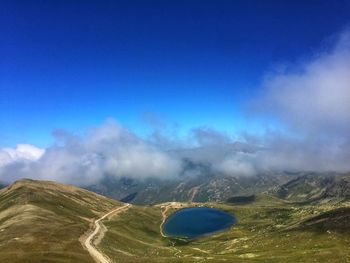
[[163, 207, 236, 238]]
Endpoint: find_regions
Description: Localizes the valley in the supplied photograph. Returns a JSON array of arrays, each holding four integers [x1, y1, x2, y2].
[[99, 196, 350, 263]]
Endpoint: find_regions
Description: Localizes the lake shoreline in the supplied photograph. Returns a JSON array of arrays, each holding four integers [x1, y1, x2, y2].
[[162, 207, 236, 239]]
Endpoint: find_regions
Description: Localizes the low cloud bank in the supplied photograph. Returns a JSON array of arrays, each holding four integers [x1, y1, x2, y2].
[[0, 120, 181, 185], [1, 31, 350, 184]]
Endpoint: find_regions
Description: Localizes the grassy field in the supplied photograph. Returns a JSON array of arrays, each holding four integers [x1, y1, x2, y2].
[[100, 195, 350, 262]]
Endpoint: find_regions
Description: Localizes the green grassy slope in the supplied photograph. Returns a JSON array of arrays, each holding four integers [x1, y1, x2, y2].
[[100, 195, 350, 262], [0, 179, 121, 263]]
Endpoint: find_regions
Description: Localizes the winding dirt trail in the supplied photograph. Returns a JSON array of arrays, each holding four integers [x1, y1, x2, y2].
[[159, 202, 182, 237], [84, 204, 131, 263], [159, 202, 185, 257]]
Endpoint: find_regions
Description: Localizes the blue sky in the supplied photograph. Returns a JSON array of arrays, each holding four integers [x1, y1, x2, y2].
[[1, 0, 350, 147]]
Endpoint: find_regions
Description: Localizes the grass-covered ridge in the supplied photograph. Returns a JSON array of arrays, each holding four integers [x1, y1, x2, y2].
[[0, 179, 121, 263]]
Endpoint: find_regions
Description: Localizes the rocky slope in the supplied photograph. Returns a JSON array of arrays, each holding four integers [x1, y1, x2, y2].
[[271, 172, 350, 203]]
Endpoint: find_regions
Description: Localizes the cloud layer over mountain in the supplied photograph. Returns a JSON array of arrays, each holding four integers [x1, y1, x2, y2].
[[1, 31, 350, 184], [0, 120, 180, 185]]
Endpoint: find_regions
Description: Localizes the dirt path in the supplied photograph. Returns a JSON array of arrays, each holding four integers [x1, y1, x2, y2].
[[189, 186, 199, 202], [158, 202, 186, 257], [159, 202, 182, 237], [83, 204, 131, 263], [160, 206, 170, 237]]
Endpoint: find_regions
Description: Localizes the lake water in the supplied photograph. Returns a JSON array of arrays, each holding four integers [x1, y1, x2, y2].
[[163, 207, 235, 238]]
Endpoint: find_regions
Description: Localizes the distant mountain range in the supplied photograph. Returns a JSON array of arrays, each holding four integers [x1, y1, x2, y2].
[[87, 160, 350, 204], [2, 162, 348, 206]]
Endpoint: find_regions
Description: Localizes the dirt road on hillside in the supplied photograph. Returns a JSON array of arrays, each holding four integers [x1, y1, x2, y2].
[[83, 204, 131, 263]]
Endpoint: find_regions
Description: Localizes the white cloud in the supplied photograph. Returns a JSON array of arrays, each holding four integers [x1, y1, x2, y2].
[[261, 31, 350, 135], [214, 153, 256, 177], [0, 144, 45, 167], [248, 30, 350, 173], [191, 127, 232, 146], [0, 120, 181, 185]]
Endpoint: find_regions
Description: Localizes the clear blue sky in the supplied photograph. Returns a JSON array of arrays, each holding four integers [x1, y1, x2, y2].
[[1, 0, 350, 147]]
